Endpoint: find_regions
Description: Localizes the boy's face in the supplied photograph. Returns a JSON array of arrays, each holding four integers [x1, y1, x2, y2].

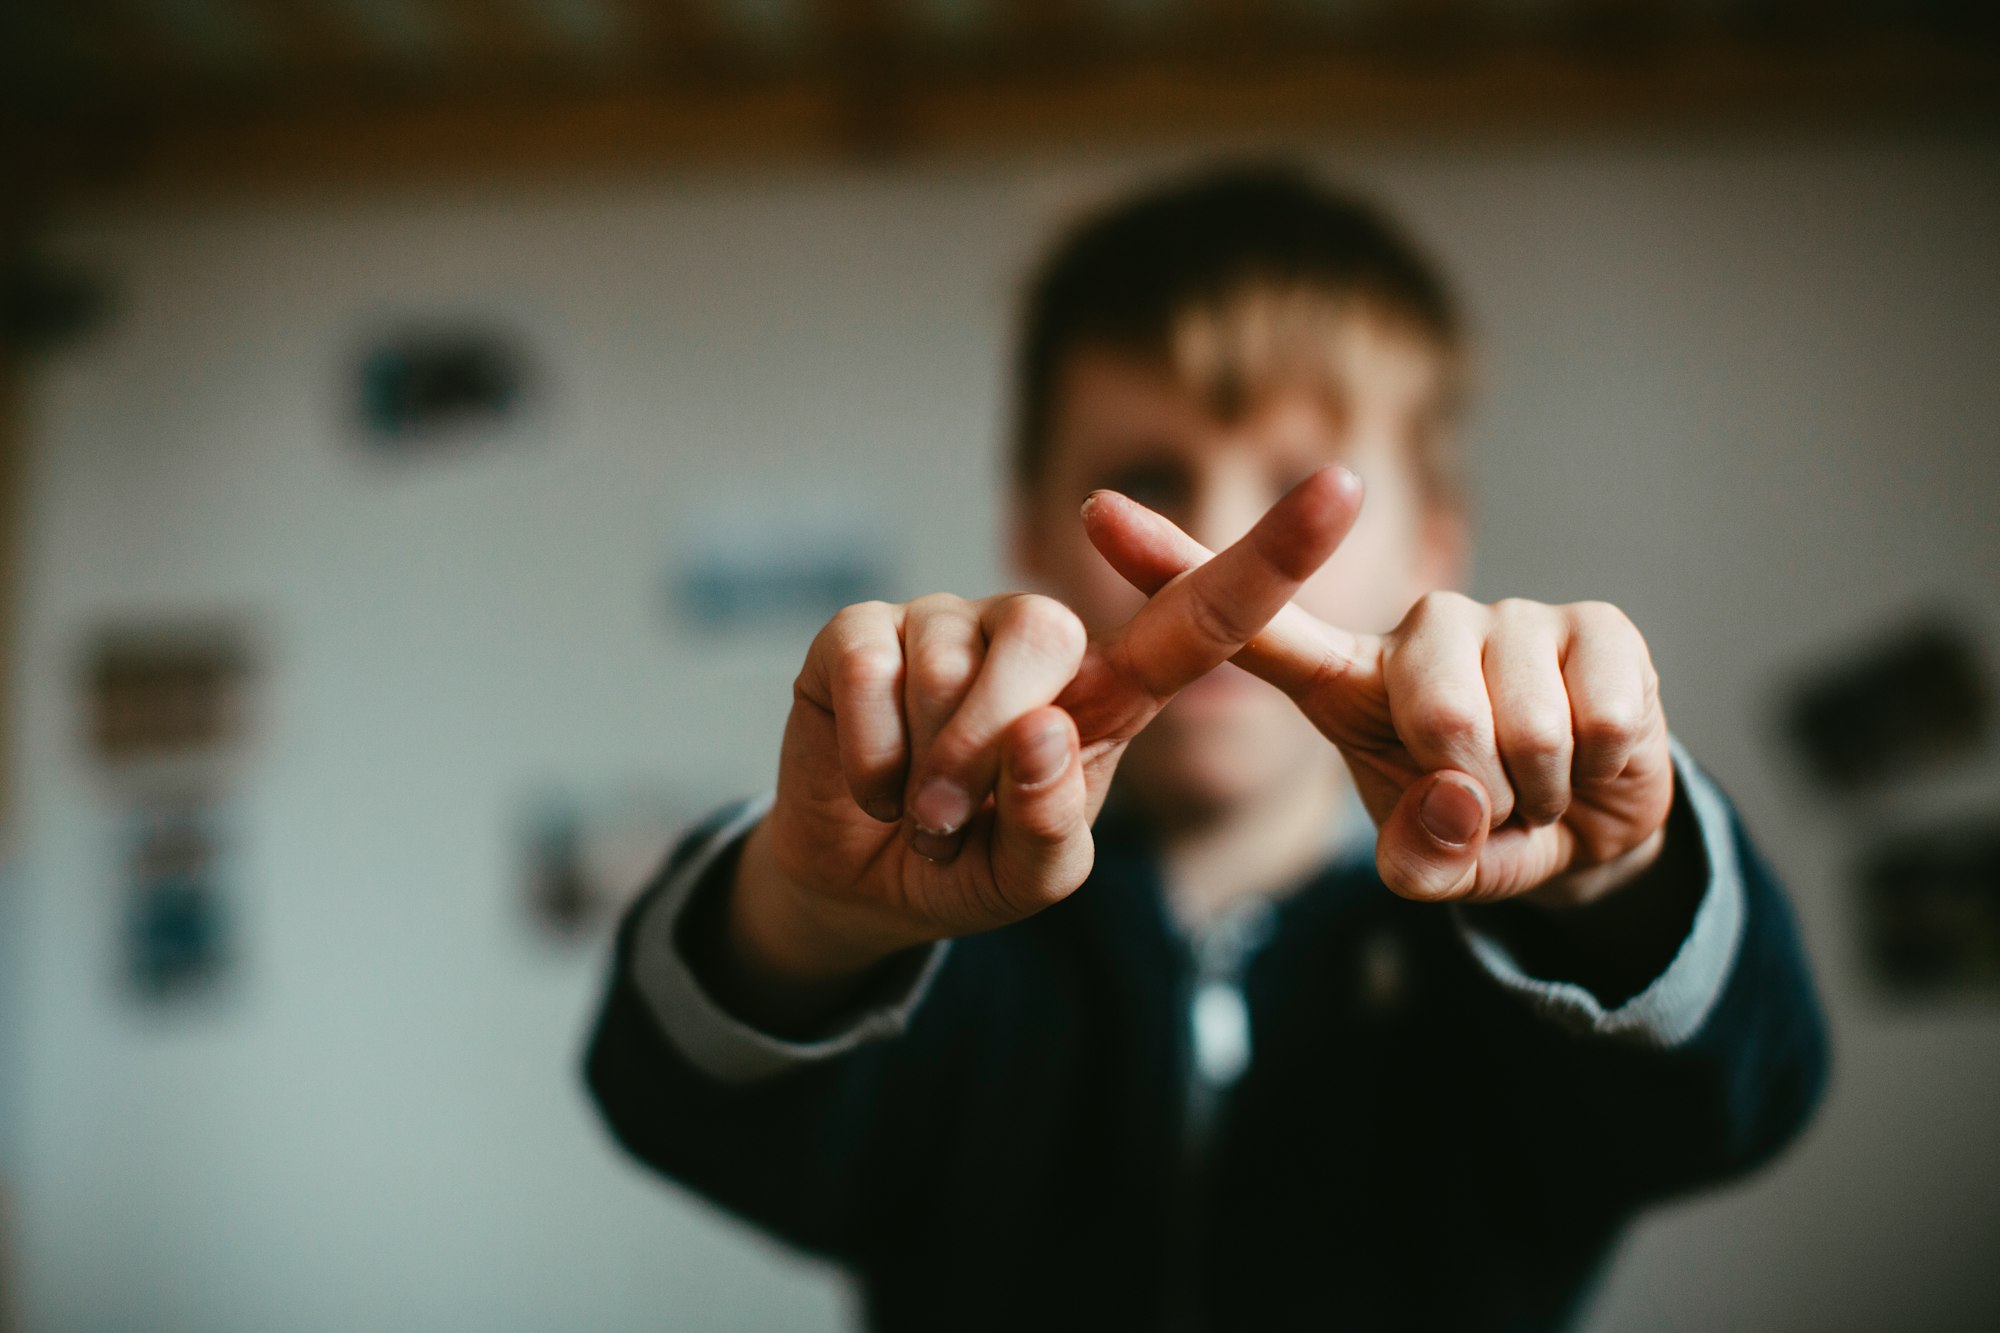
[[1013, 330, 1466, 821]]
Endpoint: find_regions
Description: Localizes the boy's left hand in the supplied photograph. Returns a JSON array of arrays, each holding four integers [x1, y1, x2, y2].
[[1083, 476, 1674, 908]]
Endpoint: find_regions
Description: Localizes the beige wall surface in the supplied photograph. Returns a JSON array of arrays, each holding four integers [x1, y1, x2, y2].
[[5, 133, 1998, 1331]]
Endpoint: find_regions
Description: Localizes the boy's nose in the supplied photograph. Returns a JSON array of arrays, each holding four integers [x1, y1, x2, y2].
[[1184, 469, 1272, 558]]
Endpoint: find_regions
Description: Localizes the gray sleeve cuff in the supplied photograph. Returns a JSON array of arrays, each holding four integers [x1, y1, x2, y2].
[[1454, 735, 1747, 1050], [629, 792, 952, 1085]]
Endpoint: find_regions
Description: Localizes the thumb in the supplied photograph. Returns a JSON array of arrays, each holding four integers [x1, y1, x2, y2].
[[1376, 770, 1489, 901], [989, 707, 1095, 916]]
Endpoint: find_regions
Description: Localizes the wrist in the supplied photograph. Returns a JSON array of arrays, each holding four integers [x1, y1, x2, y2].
[[1521, 822, 1668, 911], [730, 818, 928, 988], [1476, 780, 1706, 1005]]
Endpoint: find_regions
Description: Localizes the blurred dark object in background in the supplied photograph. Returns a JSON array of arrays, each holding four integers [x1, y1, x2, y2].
[[1783, 618, 1990, 793], [1, 1, 1994, 205], [122, 795, 233, 1004], [520, 787, 699, 942], [78, 627, 254, 1010], [526, 804, 596, 940], [0, 255, 109, 357], [358, 326, 536, 456], [81, 624, 255, 765], [1861, 813, 2000, 997]]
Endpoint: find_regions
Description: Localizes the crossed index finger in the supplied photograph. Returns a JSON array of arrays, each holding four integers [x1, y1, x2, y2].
[[1090, 465, 1364, 707]]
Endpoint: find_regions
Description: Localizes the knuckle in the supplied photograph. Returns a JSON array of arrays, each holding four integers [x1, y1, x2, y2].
[[1185, 581, 1253, 649], [1298, 642, 1358, 702], [1408, 696, 1488, 751], [825, 599, 893, 646], [834, 642, 903, 699], [906, 591, 963, 617], [1004, 594, 1088, 661], [908, 632, 979, 693], [1504, 713, 1572, 763], [1568, 599, 1636, 640], [825, 601, 866, 633], [1568, 597, 1624, 623], [1415, 589, 1476, 622], [843, 598, 894, 622], [1575, 699, 1644, 751]]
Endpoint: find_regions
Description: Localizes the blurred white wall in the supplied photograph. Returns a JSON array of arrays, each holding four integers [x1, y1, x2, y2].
[[4, 132, 1998, 1332], [0, 862, 17, 1170]]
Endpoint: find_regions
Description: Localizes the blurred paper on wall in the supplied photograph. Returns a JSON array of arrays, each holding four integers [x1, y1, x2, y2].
[[670, 489, 898, 634], [122, 794, 233, 1003], [77, 622, 259, 1008], [81, 624, 256, 770]]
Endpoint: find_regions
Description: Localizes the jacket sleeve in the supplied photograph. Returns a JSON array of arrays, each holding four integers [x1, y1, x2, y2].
[[1454, 737, 1748, 1049], [1272, 753, 1836, 1329], [578, 803, 1017, 1267], [1439, 750, 1832, 1212], [616, 793, 952, 1084]]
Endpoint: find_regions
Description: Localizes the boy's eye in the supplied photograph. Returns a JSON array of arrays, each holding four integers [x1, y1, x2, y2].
[[1099, 461, 1189, 516]]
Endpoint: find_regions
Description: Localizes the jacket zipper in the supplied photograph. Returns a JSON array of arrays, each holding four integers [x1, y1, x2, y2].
[[1164, 896, 1278, 1329]]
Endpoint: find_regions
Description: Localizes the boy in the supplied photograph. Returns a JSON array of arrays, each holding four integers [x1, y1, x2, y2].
[[584, 164, 1828, 1331]]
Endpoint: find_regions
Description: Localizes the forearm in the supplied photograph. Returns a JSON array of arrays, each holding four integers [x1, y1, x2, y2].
[[582, 927, 880, 1259], [582, 807, 965, 1254], [1439, 858, 1826, 1211]]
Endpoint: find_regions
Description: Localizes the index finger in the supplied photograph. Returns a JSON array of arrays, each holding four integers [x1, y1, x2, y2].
[[1093, 465, 1365, 703]]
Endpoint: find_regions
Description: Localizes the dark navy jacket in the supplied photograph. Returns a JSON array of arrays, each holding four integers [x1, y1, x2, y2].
[[584, 778, 1828, 1331]]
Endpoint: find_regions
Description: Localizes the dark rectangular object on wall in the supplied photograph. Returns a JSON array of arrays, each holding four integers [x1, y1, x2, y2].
[[1860, 813, 2000, 996], [82, 626, 253, 763], [1784, 620, 1989, 791]]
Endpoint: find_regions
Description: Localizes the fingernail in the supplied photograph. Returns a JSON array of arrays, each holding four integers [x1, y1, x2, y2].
[[864, 796, 901, 824], [1419, 777, 1483, 847], [911, 777, 973, 836], [908, 824, 962, 864], [1013, 723, 1070, 788]]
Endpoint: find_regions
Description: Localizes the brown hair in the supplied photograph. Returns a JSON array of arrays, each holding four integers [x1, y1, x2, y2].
[[1010, 162, 1468, 505]]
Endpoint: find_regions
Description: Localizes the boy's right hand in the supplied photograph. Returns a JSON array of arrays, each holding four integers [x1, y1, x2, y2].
[[721, 467, 1362, 1019]]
